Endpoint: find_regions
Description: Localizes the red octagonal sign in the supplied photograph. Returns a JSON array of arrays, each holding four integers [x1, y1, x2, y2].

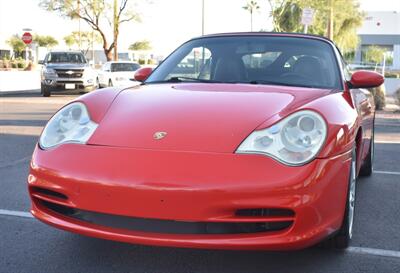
[[22, 32, 32, 45]]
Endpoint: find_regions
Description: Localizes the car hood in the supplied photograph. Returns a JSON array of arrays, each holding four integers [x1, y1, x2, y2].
[[88, 83, 331, 153], [46, 63, 88, 70]]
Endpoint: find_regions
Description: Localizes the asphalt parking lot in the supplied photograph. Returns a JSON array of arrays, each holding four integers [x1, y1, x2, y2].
[[1, 92, 400, 273]]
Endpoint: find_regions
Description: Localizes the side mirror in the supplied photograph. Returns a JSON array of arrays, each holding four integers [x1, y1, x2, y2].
[[348, 70, 384, 89], [38, 60, 44, 65], [134, 67, 153, 82]]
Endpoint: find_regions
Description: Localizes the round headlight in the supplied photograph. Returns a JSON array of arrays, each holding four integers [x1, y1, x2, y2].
[[39, 102, 98, 149], [236, 110, 327, 166]]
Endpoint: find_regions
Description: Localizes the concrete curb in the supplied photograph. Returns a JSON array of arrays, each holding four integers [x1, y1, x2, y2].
[[0, 89, 40, 96]]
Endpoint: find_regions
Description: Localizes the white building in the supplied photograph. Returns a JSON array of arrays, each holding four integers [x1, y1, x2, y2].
[[355, 11, 400, 69]]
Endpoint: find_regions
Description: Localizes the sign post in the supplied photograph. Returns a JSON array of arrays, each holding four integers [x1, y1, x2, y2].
[[301, 7, 315, 34], [21, 31, 33, 64]]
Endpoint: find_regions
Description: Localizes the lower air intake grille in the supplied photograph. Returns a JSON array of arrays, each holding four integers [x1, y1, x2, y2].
[[236, 208, 295, 217], [38, 200, 293, 235]]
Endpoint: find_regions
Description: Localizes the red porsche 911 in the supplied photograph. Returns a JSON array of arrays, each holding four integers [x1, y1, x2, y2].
[[28, 33, 384, 250]]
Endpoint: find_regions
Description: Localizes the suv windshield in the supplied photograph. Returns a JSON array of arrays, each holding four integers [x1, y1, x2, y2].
[[111, 63, 140, 72], [47, 52, 86, 64], [146, 36, 342, 90]]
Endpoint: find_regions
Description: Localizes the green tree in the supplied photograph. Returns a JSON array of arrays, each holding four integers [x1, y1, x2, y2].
[[6, 34, 26, 58], [33, 34, 58, 48], [243, 1, 260, 31], [267, 0, 364, 53], [129, 40, 152, 51], [363, 46, 385, 64], [268, 1, 302, 32], [64, 31, 102, 54], [39, 0, 142, 61]]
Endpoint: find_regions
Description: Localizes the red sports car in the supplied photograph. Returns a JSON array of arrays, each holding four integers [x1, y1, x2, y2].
[[28, 33, 384, 250]]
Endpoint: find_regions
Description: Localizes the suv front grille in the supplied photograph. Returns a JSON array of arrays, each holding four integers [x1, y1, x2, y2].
[[55, 69, 84, 78]]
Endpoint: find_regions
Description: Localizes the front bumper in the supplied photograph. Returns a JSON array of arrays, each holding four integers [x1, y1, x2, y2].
[[28, 144, 351, 250], [42, 77, 96, 92]]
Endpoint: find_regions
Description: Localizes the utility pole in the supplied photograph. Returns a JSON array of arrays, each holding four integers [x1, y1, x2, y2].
[[78, 0, 81, 50], [113, 0, 118, 61], [327, 0, 334, 40], [201, 0, 205, 35], [92, 30, 95, 66], [250, 10, 253, 31]]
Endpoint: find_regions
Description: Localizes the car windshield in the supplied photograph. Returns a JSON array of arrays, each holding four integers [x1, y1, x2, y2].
[[146, 35, 342, 90], [111, 63, 140, 72], [47, 53, 86, 64]]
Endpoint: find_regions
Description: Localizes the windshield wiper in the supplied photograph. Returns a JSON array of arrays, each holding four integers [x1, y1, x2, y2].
[[147, 77, 222, 84], [248, 80, 315, 89]]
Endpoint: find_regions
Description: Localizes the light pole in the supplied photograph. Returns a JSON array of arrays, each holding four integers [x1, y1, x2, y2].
[[78, 0, 81, 50]]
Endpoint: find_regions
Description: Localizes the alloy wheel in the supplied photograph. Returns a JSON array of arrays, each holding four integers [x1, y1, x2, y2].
[[348, 152, 357, 238]]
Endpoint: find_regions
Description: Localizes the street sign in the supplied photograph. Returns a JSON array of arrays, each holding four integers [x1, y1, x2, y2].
[[301, 7, 315, 26], [21, 32, 32, 45]]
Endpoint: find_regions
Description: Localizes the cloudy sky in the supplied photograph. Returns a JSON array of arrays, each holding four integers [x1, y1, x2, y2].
[[0, 0, 399, 56]]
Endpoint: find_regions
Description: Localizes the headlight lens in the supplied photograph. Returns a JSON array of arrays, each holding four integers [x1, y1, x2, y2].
[[236, 110, 327, 166], [39, 102, 98, 149], [43, 67, 56, 75]]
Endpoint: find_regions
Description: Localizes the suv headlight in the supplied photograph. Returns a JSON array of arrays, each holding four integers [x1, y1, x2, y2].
[[236, 110, 327, 166], [39, 102, 98, 149], [43, 67, 56, 76]]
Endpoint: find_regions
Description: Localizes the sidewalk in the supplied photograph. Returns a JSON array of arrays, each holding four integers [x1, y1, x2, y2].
[[0, 71, 41, 92], [375, 96, 400, 144], [384, 96, 400, 112]]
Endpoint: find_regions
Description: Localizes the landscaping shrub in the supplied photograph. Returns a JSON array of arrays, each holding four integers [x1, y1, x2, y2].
[[385, 71, 400, 79], [1, 58, 10, 69], [395, 87, 400, 107], [17, 61, 25, 69], [368, 85, 386, 110]]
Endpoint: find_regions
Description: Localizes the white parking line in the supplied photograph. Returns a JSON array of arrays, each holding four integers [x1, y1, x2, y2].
[[347, 247, 400, 259], [374, 170, 400, 176], [375, 140, 400, 144], [0, 209, 33, 218]]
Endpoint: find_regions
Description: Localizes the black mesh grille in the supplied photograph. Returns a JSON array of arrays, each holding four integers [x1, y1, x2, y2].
[[31, 187, 68, 200], [38, 200, 293, 235], [236, 208, 295, 217]]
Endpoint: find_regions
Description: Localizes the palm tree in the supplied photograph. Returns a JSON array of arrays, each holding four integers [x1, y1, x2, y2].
[[242, 1, 260, 31]]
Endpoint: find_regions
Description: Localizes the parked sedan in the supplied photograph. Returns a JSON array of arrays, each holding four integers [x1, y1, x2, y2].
[[97, 61, 140, 87], [28, 33, 383, 250]]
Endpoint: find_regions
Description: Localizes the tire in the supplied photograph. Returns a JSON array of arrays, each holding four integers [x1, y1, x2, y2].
[[108, 79, 113, 87], [330, 147, 357, 249], [41, 84, 51, 97], [359, 127, 374, 177]]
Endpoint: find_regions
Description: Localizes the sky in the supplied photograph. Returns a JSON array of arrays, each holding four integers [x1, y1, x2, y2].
[[0, 0, 399, 57]]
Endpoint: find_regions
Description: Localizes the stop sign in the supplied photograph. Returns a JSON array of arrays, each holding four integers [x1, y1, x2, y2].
[[22, 32, 32, 45]]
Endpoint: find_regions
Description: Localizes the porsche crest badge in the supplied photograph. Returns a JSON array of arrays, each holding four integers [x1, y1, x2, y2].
[[153, 132, 167, 140]]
